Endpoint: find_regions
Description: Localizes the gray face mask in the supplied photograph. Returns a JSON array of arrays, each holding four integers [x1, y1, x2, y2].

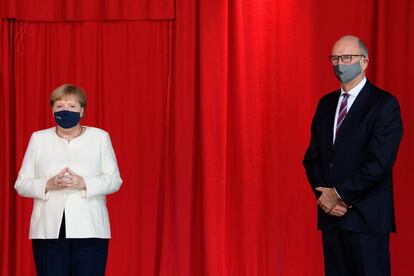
[[333, 62, 362, 83]]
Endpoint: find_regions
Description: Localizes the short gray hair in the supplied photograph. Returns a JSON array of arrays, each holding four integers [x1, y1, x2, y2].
[[358, 39, 369, 58]]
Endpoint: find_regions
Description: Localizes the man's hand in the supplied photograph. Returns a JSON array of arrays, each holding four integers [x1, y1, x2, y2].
[[316, 187, 339, 213], [328, 200, 348, 217]]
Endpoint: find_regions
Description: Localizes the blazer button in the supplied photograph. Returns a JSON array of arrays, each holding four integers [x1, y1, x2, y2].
[[329, 163, 334, 168]]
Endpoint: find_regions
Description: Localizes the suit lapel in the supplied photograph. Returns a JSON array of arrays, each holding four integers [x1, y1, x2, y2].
[[333, 81, 372, 147], [326, 92, 340, 145]]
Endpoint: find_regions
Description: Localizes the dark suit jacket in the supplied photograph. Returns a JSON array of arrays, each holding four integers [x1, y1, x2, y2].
[[303, 80, 403, 233]]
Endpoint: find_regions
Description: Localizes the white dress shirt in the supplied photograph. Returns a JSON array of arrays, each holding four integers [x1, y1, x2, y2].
[[333, 77, 367, 143], [15, 126, 122, 239]]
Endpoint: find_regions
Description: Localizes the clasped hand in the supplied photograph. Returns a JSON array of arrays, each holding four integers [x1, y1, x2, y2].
[[316, 187, 348, 217], [46, 168, 86, 192]]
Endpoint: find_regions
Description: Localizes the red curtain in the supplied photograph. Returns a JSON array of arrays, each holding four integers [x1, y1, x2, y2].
[[1, 0, 413, 275]]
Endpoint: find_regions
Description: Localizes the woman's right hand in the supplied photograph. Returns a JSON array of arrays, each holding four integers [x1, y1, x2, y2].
[[45, 168, 71, 193]]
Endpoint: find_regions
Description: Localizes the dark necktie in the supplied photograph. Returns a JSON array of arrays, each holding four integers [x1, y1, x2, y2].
[[336, 93, 349, 138]]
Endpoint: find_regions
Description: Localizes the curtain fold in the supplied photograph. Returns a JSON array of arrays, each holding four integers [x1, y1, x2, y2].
[[0, 19, 17, 276]]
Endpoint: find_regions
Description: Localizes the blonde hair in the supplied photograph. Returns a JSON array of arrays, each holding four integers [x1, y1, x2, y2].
[[50, 84, 87, 108]]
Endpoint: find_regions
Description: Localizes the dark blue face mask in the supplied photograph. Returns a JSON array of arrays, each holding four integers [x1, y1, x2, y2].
[[54, 110, 81, 129]]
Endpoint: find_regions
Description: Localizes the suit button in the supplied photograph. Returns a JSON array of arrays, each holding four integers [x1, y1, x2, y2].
[[329, 163, 334, 168]]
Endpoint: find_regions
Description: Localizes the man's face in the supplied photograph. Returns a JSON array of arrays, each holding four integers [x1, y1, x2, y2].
[[331, 38, 368, 70]]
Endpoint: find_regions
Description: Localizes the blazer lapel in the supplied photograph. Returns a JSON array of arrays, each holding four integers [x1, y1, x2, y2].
[[333, 81, 372, 147], [326, 92, 340, 145]]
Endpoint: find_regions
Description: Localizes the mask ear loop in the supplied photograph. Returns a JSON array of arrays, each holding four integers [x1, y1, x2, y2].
[[361, 56, 368, 71]]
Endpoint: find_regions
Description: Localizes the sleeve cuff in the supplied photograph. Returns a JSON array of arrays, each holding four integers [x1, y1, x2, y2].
[[334, 187, 342, 199], [83, 176, 103, 198], [32, 179, 50, 201]]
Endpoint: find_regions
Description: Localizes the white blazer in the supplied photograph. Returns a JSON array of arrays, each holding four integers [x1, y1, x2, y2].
[[15, 126, 122, 239]]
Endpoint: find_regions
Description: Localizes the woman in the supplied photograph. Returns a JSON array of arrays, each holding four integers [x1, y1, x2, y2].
[[15, 84, 122, 275]]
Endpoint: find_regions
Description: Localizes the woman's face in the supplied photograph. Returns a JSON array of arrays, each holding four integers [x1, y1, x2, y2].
[[52, 95, 84, 116]]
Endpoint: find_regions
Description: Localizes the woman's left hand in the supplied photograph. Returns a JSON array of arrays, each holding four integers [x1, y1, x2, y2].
[[63, 168, 86, 190]]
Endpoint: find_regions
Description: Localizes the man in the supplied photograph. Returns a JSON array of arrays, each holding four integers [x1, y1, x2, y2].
[[303, 35, 403, 276]]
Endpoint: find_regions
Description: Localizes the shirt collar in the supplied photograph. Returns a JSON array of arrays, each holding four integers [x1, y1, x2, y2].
[[340, 77, 367, 97]]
